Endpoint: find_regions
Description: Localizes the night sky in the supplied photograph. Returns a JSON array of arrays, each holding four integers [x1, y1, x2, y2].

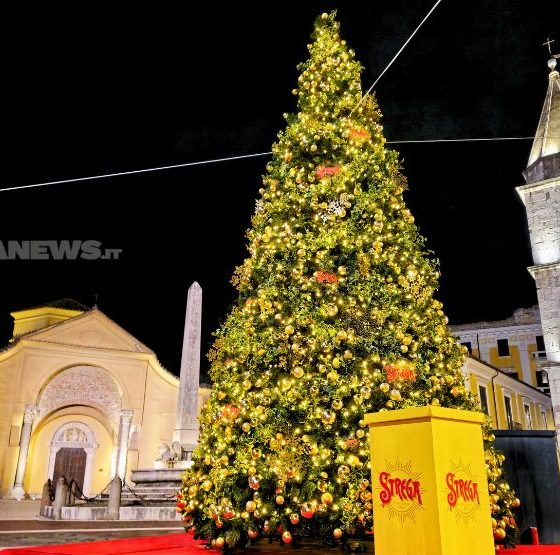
[[0, 1, 556, 377]]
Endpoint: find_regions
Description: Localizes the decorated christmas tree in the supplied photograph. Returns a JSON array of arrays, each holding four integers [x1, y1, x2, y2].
[[178, 12, 518, 549]]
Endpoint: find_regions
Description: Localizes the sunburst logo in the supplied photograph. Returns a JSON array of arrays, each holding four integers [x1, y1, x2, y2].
[[445, 460, 481, 523], [376, 459, 426, 523]]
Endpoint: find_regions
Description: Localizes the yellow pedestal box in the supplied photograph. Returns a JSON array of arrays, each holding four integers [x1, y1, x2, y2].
[[365, 406, 494, 555]]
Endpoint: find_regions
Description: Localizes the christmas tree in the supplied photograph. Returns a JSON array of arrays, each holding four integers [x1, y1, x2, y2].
[[178, 12, 518, 549]]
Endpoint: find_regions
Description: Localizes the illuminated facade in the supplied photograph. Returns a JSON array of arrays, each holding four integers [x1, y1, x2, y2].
[[450, 307, 548, 391], [0, 300, 210, 499], [463, 357, 553, 432], [517, 54, 560, 437]]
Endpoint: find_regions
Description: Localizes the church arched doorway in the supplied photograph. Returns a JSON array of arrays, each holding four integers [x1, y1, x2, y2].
[[48, 422, 96, 494]]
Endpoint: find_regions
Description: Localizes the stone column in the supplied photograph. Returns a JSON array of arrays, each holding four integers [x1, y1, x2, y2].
[[11, 405, 38, 499], [173, 282, 202, 451], [115, 410, 133, 480]]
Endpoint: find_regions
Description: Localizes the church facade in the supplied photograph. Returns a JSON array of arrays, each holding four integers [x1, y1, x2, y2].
[[0, 300, 209, 499]]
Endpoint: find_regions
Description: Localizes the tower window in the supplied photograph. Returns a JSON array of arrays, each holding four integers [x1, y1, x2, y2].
[[461, 341, 472, 354], [497, 339, 510, 357], [536, 335, 545, 352]]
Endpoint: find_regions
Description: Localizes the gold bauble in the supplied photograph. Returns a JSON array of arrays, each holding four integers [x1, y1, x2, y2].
[[332, 358, 342, 369], [338, 266, 347, 275], [337, 330, 348, 341], [246, 500, 257, 512], [215, 537, 225, 548], [276, 495, 285, 505], [322, 409, 336, 425], [390, 389, 402, 401], [327, 371, 339, 383], [332, 398, 343, 410], [292, 366, 304, 378], [338, 464, 350, 477], [321, 492, 334, 505], [242, 422, 251, 433], [511, 498, 521, 508], [327, 304, 338, 317], [333, 528, 343, 539], [202, 480, 212, 492], [285, 324, 295, 335]]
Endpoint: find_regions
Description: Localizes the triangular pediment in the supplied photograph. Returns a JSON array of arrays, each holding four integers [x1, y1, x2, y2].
[[21, 310, 154, 354]]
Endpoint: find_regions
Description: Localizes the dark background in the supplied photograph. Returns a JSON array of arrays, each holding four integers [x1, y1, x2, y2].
[[0, 1, 555, 377]]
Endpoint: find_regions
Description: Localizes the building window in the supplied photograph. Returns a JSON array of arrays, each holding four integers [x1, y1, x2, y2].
[[524, 404, 532, 430], [478, 385, 489, 415], [504, 396, 514, 429], [497, 339, 510, 357], [541, 410, 548, 429], [461, 342, 472, 354], [536, 335, 546, 352]]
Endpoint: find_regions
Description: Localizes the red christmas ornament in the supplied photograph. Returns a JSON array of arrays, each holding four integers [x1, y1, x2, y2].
[[316, 271, 339, 284], [222, 404, 240, 419], [348, 128, 371, 141], [316, 165, 341, 179], [282, 531, 293, 544], [300, 503, 315, 519]]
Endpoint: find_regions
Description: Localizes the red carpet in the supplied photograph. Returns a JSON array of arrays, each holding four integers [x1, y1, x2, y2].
[[2, 535, 560, 554], [502, 548, 560, 554], [0, 533, 217, 554]]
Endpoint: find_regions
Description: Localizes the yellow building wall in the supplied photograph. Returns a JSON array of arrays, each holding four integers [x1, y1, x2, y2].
[[26, 411, 114, 496], [527, 342, 539, 387], [0, 309, 186, 498], [488, 345, 523, 380], [494, 385, 506, 429]]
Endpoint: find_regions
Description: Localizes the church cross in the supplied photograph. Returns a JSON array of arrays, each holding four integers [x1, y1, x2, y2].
[[543, 37, 555, 56]]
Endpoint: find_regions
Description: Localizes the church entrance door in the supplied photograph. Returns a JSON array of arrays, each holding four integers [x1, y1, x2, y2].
[[52, 447, 87, 491], [48, 421, 97, 496]]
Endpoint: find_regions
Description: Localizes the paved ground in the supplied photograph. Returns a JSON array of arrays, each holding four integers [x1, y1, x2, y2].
[[0, 501, 41, 521], [0, 500, 184, 550], [0, 528, 184, 549]]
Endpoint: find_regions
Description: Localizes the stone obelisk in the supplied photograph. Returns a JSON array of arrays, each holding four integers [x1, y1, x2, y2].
[[174, 282, 202, 451]]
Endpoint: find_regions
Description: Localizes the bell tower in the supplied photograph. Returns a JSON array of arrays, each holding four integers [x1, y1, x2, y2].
[[517, 48, 560, 438]]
